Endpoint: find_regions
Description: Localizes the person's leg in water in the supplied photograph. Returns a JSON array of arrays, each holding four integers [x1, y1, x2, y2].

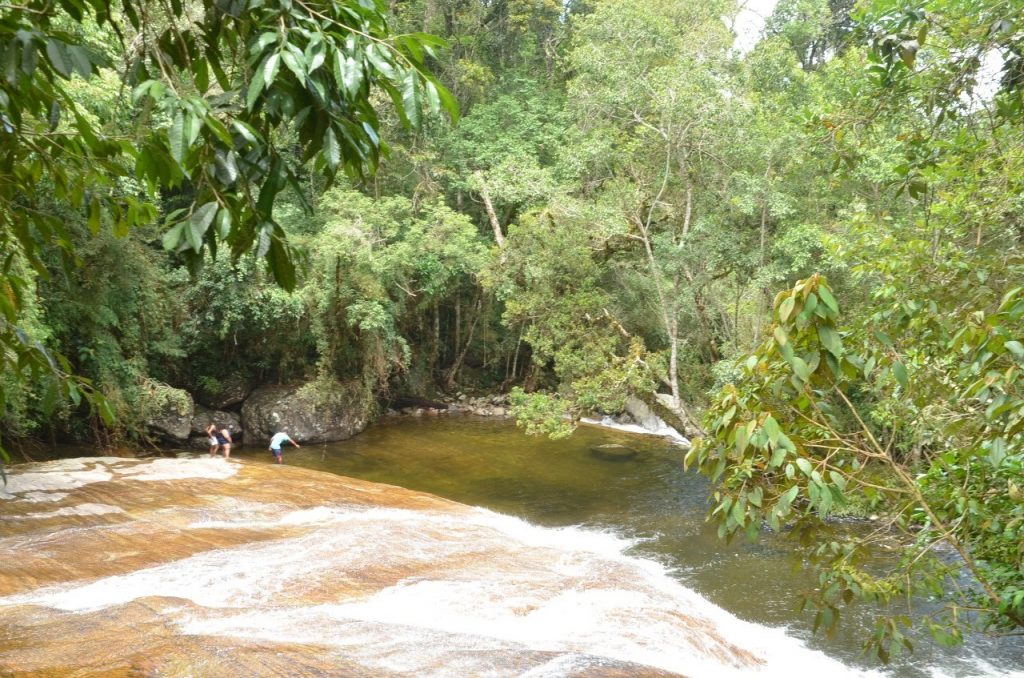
[[272, 449, 283, 464], [222, 441, 231, 459]]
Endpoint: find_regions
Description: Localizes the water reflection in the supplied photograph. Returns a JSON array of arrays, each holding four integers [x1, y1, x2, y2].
[[233, 415, 1022, 677]]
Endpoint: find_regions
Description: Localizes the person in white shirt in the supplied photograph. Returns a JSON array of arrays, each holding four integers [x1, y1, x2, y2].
[[205, 423, 219, 457], [269, 431, 300, 464]]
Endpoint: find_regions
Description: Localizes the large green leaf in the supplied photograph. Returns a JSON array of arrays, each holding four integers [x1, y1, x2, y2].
[[169, 110, 186, 163], [188, 201, 218, 250], [817, 324, 843, 357], [401, 69, 422, 128]]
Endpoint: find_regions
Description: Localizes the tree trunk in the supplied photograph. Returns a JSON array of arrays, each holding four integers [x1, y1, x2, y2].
[[430, 301, 440, 375], [682, 179, 693, 238], [454, 294, 461, 358], [475, 172, 505, 247], [691, 286, 721, 362], [668, 324, 680, 407], [510, 327, 524, 383], [445, 296, 482, 390], [755, 198, 769, 344]]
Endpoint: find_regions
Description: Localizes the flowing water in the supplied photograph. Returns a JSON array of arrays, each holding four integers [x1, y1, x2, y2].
[[227, 415, 1023, 677], [1, 417, 1021, 676]]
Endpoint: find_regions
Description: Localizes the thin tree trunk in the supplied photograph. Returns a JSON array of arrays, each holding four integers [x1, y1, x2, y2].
[[510, 326, 524, 383], [760, 200, 768, 268], [639, 225, 680, 406], [504, 339, 513, 383], [733, 283, 745, 351], [755, 199, 769, 344], [445, 296, 482, 390], [691, 286, 721, 362], [476, 172, 505, 247], [639, 143, 681, 407], [668, 321, 680, 406], [454, 294, 461, 357], [682, 178, 693, 238], [431, 301, 440, 375]]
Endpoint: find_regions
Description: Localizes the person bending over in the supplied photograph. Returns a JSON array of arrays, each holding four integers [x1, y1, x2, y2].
[[269, 431, 300, 464], [205, 424, 220, 457]]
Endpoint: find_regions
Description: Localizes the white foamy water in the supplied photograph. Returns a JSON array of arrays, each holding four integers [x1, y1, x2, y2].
[[0, 466, 113, 499], [580, 415, 690, 445], [115, 456, 239, 482], [2, 497, 872, 677], [7, 503, 126, 520], [0, 457, 237, 502]]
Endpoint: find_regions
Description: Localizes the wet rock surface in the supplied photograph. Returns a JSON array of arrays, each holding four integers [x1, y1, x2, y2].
[[440, 393, 511, 417], [0, 456, 819, 677]]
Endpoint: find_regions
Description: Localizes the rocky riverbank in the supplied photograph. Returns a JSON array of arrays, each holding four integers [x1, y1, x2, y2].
[[385, 392, 691, 446], [140, 377, 374, 450], [140, 372, 689, 453], [385, 392, 512, 418]]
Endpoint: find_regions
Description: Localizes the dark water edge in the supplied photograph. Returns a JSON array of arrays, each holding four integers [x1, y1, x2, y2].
[[32, 415, 1024, 676]]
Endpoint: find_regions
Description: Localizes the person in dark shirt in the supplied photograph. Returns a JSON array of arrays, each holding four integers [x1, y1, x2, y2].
[[216, 426, 233, 459]]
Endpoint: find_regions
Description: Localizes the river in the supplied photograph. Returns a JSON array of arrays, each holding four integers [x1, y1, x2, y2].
[[228, 415, 1023, 677], [2, 416, 1021, 675]]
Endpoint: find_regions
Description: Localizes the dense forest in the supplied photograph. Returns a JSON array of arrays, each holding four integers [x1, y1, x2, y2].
[[2, 0, 1023, 659]]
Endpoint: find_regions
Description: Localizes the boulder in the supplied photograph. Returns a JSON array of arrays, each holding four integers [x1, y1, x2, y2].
[[590, 444, 639, 462], [197, 375, 253, 411], [241, 382, 373, 445], [651, 393, 702, 438], [623, 395, 693, 445], [190, 404, 241, 438], [140, 380, 194, 442], [186, 436, 215, 451], [623, 396, 664, 433]]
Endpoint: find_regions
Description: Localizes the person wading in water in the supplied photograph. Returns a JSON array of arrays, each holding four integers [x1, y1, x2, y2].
[[205, 423, 220, 457], [268, 431, 300, 464], [216, 425, 233, 459]]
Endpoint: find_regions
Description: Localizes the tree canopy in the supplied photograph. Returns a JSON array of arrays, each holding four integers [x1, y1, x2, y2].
[[1, 0, 454, 446], [3, 0, 1024, 658]]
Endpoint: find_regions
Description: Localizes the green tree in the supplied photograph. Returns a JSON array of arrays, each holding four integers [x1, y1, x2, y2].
[[0, 0, 454, 455], [693, 0, 1024, 656], [527, 0, 739, 428], [305, 188, 487, 394]]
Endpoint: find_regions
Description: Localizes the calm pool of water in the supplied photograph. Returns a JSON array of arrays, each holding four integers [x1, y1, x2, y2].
[[230, 415, 1019, 676]]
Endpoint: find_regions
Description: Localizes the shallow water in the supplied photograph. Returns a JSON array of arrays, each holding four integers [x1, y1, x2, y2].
[[232, 415, 1023, 677], [0, 456, 857, 676]]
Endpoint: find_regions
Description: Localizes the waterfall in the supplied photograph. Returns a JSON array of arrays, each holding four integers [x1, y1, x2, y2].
[[0, 457, 872, 676]]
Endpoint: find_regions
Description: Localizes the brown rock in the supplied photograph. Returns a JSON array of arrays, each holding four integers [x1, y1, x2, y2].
[[241, 381, 373, 444]]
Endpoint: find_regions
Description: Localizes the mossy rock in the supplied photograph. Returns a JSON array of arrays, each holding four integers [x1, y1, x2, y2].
[[139, 380, 194, 441], [241, 379, 375, 444]]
